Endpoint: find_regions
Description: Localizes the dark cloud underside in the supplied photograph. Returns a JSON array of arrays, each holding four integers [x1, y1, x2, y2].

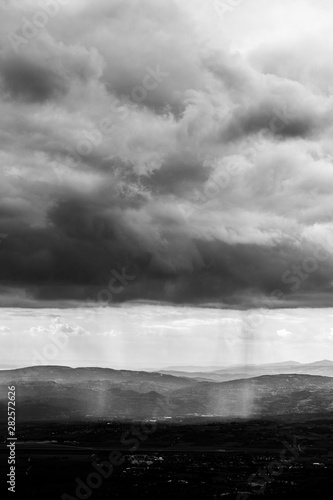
[[1, 0, 333, 307]]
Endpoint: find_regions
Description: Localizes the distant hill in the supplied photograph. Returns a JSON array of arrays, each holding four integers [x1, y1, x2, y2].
[[159, 360, 333, 382], [1, 366, 333, 421], [305, 359, 333, 367], [161, 361, 301, 372], [161, 365, 228, 373]]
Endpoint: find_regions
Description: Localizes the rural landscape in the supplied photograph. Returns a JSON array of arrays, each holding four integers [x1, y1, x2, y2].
[[1, 361, 333, 498], [2, 0, 333, 498]]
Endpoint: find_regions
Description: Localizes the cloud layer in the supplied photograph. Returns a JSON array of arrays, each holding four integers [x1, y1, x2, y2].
[[1, 0, 333, 307]]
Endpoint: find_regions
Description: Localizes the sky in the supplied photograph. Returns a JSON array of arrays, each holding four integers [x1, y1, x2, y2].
[[1, 305, 333, 369], [1, 0, 333, 367], [1, 0, 333, 307]]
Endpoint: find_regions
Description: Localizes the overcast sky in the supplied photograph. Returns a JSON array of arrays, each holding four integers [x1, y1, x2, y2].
[[1, 305, 333, 368], [1, 0, 333, 307]]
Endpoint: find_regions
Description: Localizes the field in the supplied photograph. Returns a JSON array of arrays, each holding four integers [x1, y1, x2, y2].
[[1, 418, 333, 499]]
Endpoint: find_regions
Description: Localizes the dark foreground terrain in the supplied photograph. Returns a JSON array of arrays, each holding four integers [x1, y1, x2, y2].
[[1, 418, 333, 499]]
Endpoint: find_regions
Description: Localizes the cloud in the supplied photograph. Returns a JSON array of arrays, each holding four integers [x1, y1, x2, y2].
[[276, 329, 293, 338], [0, 54, 68, 102], [98, 330, 120, 337], [1, 0, 333, 307], [28, 317, 89, 336], [0, 325, 11, 335]]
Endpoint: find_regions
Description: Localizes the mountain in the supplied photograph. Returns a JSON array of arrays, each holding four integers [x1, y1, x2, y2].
[[0, 365, 195, 392], [1, 366, 333, 421], [305, 359, 333, 366], [159, 360, 333, 382], [160, 365, 228, 372], [161, 361, 301, 372]]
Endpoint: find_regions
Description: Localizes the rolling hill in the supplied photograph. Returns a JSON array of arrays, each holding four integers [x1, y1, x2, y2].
[[1, 366, 333, 421], [159, 360, 333, 382]]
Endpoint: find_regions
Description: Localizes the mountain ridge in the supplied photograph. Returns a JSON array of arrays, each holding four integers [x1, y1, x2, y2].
[[1, 366, 333, 421]]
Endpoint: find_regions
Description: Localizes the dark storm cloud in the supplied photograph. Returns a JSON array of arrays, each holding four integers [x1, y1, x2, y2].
[[0, 55, 68, 102], [146, 154, 207, 196], [221, 100, 321, 142], [1, 0, 333, 307]]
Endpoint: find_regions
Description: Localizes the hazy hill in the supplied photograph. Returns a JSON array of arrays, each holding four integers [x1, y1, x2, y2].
[[161, 361, 301, 372], [0, 365, 195, 390], [159, 360, 333, 382], [1, 366, 333, 421]]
